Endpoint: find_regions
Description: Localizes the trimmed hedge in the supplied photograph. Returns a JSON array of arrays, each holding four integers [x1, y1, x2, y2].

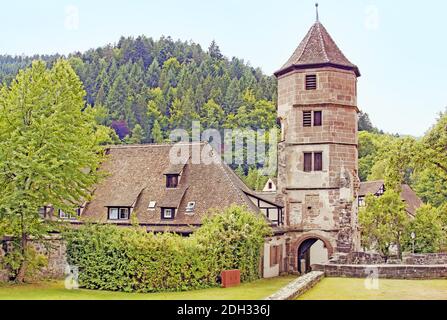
[[65, 205, 271, 292]]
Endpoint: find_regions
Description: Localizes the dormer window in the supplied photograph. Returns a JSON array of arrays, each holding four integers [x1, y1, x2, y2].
[[39, 206, 49, 219], [59, 208, 81, 220], [305, 74, 317, 90], [161, 207, 175, 220], [108, 207, 130, 220], [166, 174, 179, 188]]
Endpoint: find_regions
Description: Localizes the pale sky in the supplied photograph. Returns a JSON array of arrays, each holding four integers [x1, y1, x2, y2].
[[1, 0, 446, 136]]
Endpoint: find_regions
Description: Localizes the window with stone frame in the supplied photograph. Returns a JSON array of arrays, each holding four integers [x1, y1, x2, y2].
[[314, 152, 323, 171], [304, 152, 323, 172], [303, 110, 322, 127], [313, 111, 322, 126], [305, 74, 317, 90], [304, 153, 313, 172], [303, 111, 312, 127]]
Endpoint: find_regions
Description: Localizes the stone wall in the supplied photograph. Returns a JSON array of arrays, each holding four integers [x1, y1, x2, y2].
[[329, 252, 447, 266], [0, 236, 67, 282], [313, 263, 447, 279], [329, 252, 385, 265], [265, 271, 324, 300], [402, 253, 447, 265]]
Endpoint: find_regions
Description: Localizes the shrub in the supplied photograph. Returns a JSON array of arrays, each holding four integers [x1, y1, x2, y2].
[[402, 205, 444, 253], [0, 242, 48, 282], [65, 205, 270, 292]]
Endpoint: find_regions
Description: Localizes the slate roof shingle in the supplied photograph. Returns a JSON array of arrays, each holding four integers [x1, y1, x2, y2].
[[81, 143, 280, 232], [359, 180, 423, 216], [275, 21, 360, 77]]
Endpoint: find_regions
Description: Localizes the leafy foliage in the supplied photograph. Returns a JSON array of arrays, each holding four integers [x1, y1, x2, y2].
[[65, 205, 270, 292], [0, 60, 110, 282], [0, 36, 277, 143], [402, 205, 445, 253], [359, 190, 409, 259]]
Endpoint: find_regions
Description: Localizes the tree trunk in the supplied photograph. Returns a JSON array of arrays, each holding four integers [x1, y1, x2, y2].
[[15, 232, 28, 283], [396, 235, 402, 260]]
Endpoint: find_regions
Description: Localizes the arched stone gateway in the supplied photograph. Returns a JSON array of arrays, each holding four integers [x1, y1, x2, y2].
[[292, 235, 334, 274]]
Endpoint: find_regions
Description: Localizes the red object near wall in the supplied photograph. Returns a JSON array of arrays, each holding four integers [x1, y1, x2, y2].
[[221, 270, 241, 288]]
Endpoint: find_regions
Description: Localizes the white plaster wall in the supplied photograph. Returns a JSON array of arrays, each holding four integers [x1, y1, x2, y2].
[[263, 237, 286, 278], [262, 178, 277, 192], [287, 189, 335, 230], [310, 240, 329, 265], [286, 145, 331, 189]]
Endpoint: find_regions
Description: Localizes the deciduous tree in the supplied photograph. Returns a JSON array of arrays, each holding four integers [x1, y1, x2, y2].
[[0, 60, 109, 282]]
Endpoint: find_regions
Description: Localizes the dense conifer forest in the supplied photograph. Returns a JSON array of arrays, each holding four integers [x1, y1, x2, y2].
[[0, 36, 278, 143]]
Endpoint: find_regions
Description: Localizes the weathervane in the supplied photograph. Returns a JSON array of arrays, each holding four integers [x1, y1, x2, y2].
[[315, 3, 319, 21]]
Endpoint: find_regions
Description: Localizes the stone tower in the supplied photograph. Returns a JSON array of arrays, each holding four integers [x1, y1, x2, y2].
[[275, 19, 361, 270]]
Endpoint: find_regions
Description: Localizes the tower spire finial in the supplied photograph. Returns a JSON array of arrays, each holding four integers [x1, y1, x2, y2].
[[315, 3, 319, 22]]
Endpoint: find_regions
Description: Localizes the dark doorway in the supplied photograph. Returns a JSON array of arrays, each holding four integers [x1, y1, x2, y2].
[[297, 238, 318, 274]]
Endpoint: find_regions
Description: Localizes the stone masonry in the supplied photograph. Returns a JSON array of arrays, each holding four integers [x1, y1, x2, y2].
[[313, 264, 447, 280], [265, 271, 324, 300], [275, 20, 361, 272], [0, 237, 67, 282]]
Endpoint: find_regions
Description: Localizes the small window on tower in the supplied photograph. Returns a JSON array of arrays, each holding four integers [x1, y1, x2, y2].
[[314, 152, 323, 171], [305, 74, 317, 90], [303, 111, 312, 127], [314, 111, 322, 126], [304, 153, 312, 172]]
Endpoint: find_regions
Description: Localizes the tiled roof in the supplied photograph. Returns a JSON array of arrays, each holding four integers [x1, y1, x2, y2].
[[359, 180, 423, 216], [400, 184, 424, 217], [359, 180, 385, 197], [275, 21, 360, 77], [81, 143, 269, 231]]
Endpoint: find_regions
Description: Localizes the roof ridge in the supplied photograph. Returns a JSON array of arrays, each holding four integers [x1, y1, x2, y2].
[[316, 22, 330, 62], [295, 24, 315, 65], [107, 142, 207, 149], [275, 21, 360, 77]]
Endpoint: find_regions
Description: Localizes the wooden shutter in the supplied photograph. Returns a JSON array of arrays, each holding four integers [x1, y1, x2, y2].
[[314, 152, 323, 171], [314, 111, 322, 126], [270, 245, 278, 267], [305, 75, 317, 90], [303, 111, 312, 127], [304, 153, 312, 172]]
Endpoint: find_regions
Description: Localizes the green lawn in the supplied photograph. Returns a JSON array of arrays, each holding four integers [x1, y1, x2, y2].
[[297, 278, 447, 300], [0, 276, 296, 300]]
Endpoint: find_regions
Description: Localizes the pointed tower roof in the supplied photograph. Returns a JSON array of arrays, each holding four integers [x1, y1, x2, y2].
[[275, 21, 360, 77]]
